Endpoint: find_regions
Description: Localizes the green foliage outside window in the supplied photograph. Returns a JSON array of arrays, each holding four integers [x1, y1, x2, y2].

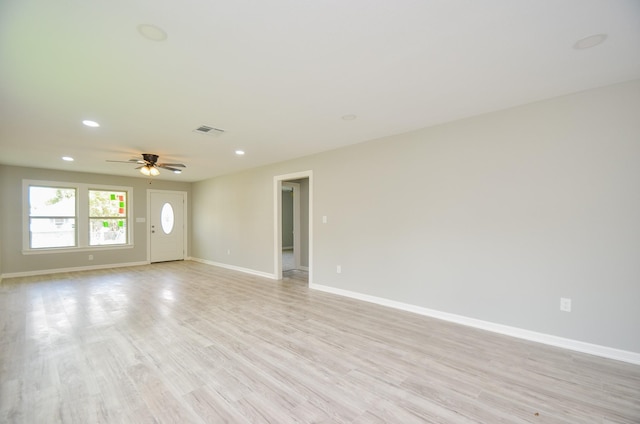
[[89, 190, 127, 246]]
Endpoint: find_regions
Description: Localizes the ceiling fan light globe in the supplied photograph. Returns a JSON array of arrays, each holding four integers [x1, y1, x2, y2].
[[140, 166, 151, 176], [150, 166, 160, 176]]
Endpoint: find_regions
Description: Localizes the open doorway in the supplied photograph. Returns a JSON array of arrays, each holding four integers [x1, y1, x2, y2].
[[274, 171, 312, 284]]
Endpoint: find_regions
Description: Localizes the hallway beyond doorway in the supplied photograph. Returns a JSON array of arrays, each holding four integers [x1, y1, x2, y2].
[[283, 248, 308, 283]]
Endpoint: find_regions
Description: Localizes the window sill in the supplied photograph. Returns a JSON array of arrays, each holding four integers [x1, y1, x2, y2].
[[22, 245, 134, 255]]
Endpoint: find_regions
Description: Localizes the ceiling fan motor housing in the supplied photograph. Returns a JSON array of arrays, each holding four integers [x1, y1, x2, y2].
[[142, 153, 159, 164]]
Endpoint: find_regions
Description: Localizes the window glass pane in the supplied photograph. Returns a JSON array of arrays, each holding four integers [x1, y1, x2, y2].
[[89, 190, 127, 246], [25, 183, 131, 250], [90, 219, 127, 245], [30, 218, 76, 248], [161, 203, 174, 234], [89, 190, 127, 217], [29, 186, 76, 217]]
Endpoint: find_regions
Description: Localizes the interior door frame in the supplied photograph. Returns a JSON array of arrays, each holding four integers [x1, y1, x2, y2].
[[274, 171, 312, 283], [147, 189, 188, 263]]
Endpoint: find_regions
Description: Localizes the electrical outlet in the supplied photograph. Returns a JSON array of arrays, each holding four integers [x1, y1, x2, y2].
[[560, 297, 571, 312], [88, 254, 94, 261], [336, 265, 341, 274], [227, 249, 231, 255]]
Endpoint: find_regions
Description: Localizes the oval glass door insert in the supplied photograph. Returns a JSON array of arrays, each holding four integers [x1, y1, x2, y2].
[[161, 203, 174, 234]]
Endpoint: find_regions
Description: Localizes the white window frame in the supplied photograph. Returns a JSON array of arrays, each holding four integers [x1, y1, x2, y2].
[[22, 179, 134, 254]]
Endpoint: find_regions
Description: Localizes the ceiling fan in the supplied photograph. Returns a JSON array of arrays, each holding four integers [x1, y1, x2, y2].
[[107, 153, 186, 176]]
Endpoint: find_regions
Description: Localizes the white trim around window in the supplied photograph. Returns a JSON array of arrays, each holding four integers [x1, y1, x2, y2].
[[22, 179, 134, 254]]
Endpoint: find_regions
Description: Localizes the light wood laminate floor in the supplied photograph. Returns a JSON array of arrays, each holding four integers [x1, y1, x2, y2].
[[1, 261, 638, 423]]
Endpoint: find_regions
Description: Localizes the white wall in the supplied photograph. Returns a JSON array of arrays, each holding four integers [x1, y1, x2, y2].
[[192, 80, 640, 354], [0, 202, 3, 279]]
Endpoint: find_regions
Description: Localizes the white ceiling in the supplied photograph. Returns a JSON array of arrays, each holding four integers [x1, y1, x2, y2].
[[1, 0, 639, 182]]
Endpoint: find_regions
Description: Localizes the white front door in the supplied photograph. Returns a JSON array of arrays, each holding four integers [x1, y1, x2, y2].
[[150, 191, 185, 263]]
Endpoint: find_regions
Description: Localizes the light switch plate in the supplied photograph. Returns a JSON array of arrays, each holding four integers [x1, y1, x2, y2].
[[560, 297, 572, 312]]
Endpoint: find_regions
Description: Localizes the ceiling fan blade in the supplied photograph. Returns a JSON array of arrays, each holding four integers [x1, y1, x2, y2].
[[158, 165, 182, 172], [109, 154, 183, 173], [107, 158, 145, 163]]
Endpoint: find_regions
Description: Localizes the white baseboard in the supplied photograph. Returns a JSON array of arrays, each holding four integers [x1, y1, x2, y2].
[[192, 257, 309, 278], [310, 283, 640, 365], [1, 261, 150, 279], [191, 257, 278, 280], [284, 266, 310, 272]]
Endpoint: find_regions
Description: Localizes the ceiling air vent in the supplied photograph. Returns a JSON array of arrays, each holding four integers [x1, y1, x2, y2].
[[193, 125, 225, 136]]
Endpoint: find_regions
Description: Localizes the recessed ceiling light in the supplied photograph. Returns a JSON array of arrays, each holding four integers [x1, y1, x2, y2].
[[341, 114, 357, 121], [573, 33, 608, 50], [82, 120, 100, 127], [62, 156, 74, 161], [137, 24, 168, 42], [235, 150, 245, 156]]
